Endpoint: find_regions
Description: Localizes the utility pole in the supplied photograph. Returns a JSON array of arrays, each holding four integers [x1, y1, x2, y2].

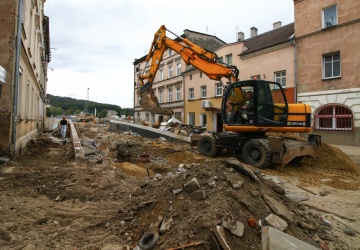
[[84, 88, 89, 115]]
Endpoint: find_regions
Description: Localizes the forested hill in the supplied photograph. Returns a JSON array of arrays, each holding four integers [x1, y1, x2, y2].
[[46, 94, 134, 117]]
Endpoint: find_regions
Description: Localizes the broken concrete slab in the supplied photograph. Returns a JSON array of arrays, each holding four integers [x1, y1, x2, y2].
[[225, 158, 260, 183], [160, 217, 173, 234], [212, 226, 231, 250], [263, 194, 293, 222], [191, 190, 206, 200], [183, 177, 200, 193], [261, 226, 320, 250], [222, 219, 244, 237], [265, 214, 288, 231]]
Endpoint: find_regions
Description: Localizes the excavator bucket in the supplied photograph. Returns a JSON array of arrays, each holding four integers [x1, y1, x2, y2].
[[139, 85, 173, 115]]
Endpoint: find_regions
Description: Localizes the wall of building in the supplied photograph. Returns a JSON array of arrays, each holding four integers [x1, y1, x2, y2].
[[0, 0, 49, 157], [295, 0, 360, 146]]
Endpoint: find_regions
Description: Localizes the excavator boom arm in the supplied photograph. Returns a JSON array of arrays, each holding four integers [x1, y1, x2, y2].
[[138, 25, 238, 114]]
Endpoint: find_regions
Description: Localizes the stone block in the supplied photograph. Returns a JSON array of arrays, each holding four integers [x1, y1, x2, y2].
[[184, 177, 200, 193], [261, 226, 320, 250], [191, 190, 206, 200], [265, 214, 288, 231]]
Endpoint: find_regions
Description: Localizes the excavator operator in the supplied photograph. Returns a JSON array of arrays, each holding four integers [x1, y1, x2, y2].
[[242, 91, 254, 112]]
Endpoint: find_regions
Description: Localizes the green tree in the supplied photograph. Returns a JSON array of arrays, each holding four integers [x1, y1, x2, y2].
[[99, 109, 108, 118]]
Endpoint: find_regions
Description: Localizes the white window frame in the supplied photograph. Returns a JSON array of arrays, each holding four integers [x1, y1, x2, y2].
[[176, 63, 181, 76], [159, 89, 164, 103], [225, 54, 232, 65], [159, 69, 163, 81], [322, 5, 337, 29], [215, 83, 222, 96], [201, 86, 207, 98], [189, 88, 194, 100], [168, 87, 173, 102], [323, 53, 340, 79], [200, 113, 207, 127], [274, 70, 286, 88], [176, 87, 181, 101], [168, 66, 173, 78], [188, 112, 195, 127]]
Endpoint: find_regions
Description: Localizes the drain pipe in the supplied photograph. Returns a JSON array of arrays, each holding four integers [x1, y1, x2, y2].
[[290, 34, 297, 103], [11, 0, 24, 160]]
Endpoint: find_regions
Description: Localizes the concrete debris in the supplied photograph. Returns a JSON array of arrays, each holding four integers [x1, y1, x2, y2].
[[263, 194, 293, 222], [191, 190, 206, 200], [160, 217, 173, 234], [222, 219, 244, 237], [265, 214, 288, 231], [261, 177, 285, 195], [225, 158, 260, 183], [132, 187, 144, 197], [262, 226, 320, 250], [149, 215, 164, 230], [183, 177, 200, 193], [212, 225, 231, 250]]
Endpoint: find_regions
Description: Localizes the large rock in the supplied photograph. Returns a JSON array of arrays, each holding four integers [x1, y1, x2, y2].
[[265, 214, 288, 231], [184, 177, 200, 193], [263, 194, 293, 222], [261, 226, 320, 250]]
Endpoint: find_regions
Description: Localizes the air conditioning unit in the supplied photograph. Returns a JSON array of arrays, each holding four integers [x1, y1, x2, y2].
[[201, 100, 211, 108]]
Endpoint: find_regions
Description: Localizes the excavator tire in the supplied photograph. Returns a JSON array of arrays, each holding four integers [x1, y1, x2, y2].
[[197, 134, 219, 157], [242, 139, 273, 169]]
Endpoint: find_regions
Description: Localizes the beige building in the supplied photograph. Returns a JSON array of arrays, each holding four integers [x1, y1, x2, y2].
[[294, 0, 360, 146], [0, 0, 50, 158]]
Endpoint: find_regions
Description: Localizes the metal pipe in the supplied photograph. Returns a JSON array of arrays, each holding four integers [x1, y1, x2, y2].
[[11, 0, 24, 160]]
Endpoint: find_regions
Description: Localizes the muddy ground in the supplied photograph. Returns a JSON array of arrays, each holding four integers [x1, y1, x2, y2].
[[0, 123, 359, 250]]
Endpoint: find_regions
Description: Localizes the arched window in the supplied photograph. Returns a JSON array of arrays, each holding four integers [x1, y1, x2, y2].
[[314, 104, 353, 132]]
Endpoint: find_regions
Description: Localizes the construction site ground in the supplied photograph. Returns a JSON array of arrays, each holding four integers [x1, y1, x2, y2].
[[0, 123, 359, 250]]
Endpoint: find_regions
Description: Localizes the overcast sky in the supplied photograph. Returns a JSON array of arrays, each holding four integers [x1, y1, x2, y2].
[[45, 0, 294, 109]]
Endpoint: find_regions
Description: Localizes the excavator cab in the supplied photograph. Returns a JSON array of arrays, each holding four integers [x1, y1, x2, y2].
[[222, 80, 289, 128]]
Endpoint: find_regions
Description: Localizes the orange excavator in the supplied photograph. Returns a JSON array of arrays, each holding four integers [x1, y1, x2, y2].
[[138, 25, 320, 168]]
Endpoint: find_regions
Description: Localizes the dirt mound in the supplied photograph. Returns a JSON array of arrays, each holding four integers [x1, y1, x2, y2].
[[303, 143, 360, 175], [1, 126, 357, 249]]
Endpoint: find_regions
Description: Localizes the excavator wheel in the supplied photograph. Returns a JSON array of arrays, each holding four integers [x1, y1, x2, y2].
[[241, 139, 273, 169], [197, 134, 219, 157]]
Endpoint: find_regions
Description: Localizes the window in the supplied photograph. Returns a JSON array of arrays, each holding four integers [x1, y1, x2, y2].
[[323, 53, 340, 79], [215, 83, 222, 96], [176, 63, 181, 76], [168, 66, 172, 78], [189, 88, 194, 100], [251, 75, 260, 80], [159, 89, 164, 103], [323, 5, 337, 28], [159, 69, 163, 81], [200, 113, 207, 127], [176, 87, 181, 101], [225, 54, 232, 65], [201, 86, 207, 98], [188, 112, 195, 127], [168, 87, 173, 102], [274, 71, 286, 88], [314, 105, 353, 131], [200, 72, 203, 78], [218, 56, 223, 63], [168, 49, 172, 57], [175, 112, 182, 122], [190, 75, 192, 80]]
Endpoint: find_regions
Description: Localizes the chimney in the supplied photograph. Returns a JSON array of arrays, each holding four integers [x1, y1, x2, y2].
[[273, 21, 282, 29], [250, 27, 258, 38], [237, 32, 244, 42]]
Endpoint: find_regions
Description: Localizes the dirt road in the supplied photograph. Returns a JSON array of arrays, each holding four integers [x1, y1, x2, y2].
[[0, 123, 359, 249]]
